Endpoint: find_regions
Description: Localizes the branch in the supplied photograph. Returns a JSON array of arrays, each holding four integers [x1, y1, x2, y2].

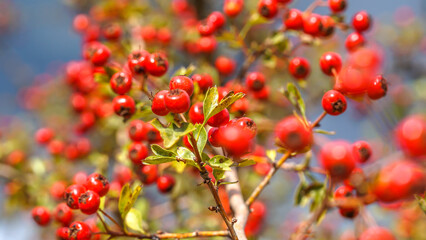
[[245, 151, 292, 206], [95, 230, 230, 239], [225, 168, 248, 240]]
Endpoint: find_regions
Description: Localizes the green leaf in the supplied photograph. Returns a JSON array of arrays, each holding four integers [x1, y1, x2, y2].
[[269, 32, 290, 52], [266, 149, 276, 162], [173, 64, 196, 76], [151, 119, 196, 148], [171, 161, 186, 173], [284, 83, 307, 122], [151, 144, 176, 157], [144, 155, 176, 165], [104, 65, 119, 77], [202, 87, 245, 127], [218, 181, 238, 185], [208, 155, 233, 170], [194, 124, 207, 154], [94, 73, 109, 83], [294, 181, 309, 206], [314, 129, 336, 135], [176, 147, 198, 168], [213, 169, 225, 182], [118, 183, 143, 223], [237, 159, 256, 167], [125, 208, 146, 234]]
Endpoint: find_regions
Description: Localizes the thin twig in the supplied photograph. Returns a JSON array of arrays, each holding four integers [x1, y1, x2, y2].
[[225, 168, 248, 240], [99, 209, 123, 230], [94, 230, 230, 239], [311, 111, 327, 128]]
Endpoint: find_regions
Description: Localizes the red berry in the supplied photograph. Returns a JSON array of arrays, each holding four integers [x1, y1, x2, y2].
[[395, 115, 426, 158], [359, 227, 395, 240], [84, 42, 110, 66], [197, 20, 216, 36], [86, 173, 110, 197], [114, 165, 133, 186], [112, 95, 135, 118], [35, 127, 54, 144], [157, 175, 176, 193], [146, 53, 169, 77], [245, 72, 266, 91], [275, 116, 313, 152], [320, 52, 342, 76], [283, 9, 303, 30], [217, 125, 254, 157], [321, 90, 347, 116], [71, 93, 87, 112], [128, 120, 148, 142], [228, 117, 257, 138], [128, 142, 149, 165], [319, 16, 335, 37], [208, 127, 221, 147], [68, 221, 92, 240], [54, 203, 74, 225], [207, 11, 226, 29], [334, 186, 359, 218], [110, 72, 132, 95], [254, 162, 271, 176], [78, 190, 100, 215], [367, 75, 387, 100], [76, 138, 91, 157], [152, 90, 170, 116], [288, 57, 310, 79], [207, 109, 230, 127], [141, 25, 157, 42], [230, 98, 249, 115], [352, 11, 372, 33], [146, 123, 163, 144], [170, 75, 194, 96], [192, 74, 214, 92], [189, 102, 204, 124], [352, 141, 372, 163], [215, 56, 235, 75], [57, 227, 70, 240], [157, 27, 172, 45], [50, 181, 67, 200], [303, 14, 323, 36], [73, 172, 88, 185], [345, 32, 365, 52], [64, 184, 87, 209], [224, 0, 243, 17], [334, 66, 370, 96], [73, 14, 89, 33], [198, 36, 217, 53], [252, 86, 270, 100], [32, 206, 51, 226], [48, 140, 65, 156], [164, 89, 191, 114], [319, 140, 356, 181], [102, 22, 122, 40], [140, 164, 158, 185], [328, 0, 347, 13], [127, 50, 149, 75], [258, 0, 278, 19], [183, 135, 194, 151]]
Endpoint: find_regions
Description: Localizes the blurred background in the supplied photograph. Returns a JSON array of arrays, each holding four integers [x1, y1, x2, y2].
[[0, 0, 425, 239]]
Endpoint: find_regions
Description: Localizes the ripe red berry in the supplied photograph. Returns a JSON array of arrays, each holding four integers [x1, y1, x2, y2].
[[170, 75, 194, 96], [189, 102, 204, 124], [345, 32, 365, 52], [207, 109, 230, 127], [128, 142, 149, 165], [110, 72, 133, 95], [352, 141, 372, 163], [197, 20, 216, 36], [367, 75, 388, 100], [254, 162, 271, 176], [48, 140, 65, 156], [114, 165, 133, 186], [128, 120, 148, 142], [140, 164, 158, 185], [275, 116, 313, 152], [319, 141, 356, 180], [208, 127, 221, 147], [217, 125, 254, 157], [192, 74, 214, 92], [395, 115, 426, 158], [215, 56, 236, 75], [112, 95, 135, 118], [73, 14, 89, 33], [102, 22, 122, 40], [145, 53, 169, 77], [146, 123, 163, 144], [359, 227, 396, 240], [157, 27, 172, 45], [78, 190, 100, 215], [252, 86, 270, 100], [352, 11, 372, 33], [164, 89, 191, 114], [198, 36, 217, 53], [334, 186, 359, 218], [319, 16, 335, 37], [245, 72, 266, 92], [152, 90, 170, 116], [303, 14, 323, 36], [228, 117, 257, 138], [245, 201, 267, 236], [258, 0, 278, 19], [85, 173, 110, 197], [320, 52, 342, 76], [57, 227, 70, 240], [141, 25, 157, 42], [328, 0, 347, 13], [50, 181, 67, 200], [288, 57, 310, 79], [64, 184, 87, 209], [71, 93, 87, 112], [230, 98, 249, 115], [35, 127, 54, 144], [73, 172, 88, 185], [68, 221, 92, 240], [54, 203, 74, 225], [321, 90, 347, 116], [32, 206, 51, 226], [224, 0, 243, 17], [84, 42, 110, 66], [207, 11, 226, 29], [283, 9, 303, 30], [127, 50, 149, 75], [157, 175, 176, 193]]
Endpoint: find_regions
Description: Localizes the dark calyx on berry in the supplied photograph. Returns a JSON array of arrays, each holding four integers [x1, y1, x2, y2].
[[332, 99, 345, 113], [78, 192, 90, 205]]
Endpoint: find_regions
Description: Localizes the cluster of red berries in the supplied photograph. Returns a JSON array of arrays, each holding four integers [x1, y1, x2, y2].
[[138, 25, 172, 46], [73, 14, 122, 43], [35, 127, 91, 160]]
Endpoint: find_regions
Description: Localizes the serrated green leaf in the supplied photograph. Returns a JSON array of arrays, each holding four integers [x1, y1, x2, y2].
[[125, 208, 146, 234], [151, 119, 196, 148], [194, 125, 207, 154], [144, 155, 176, 165], [173, 64, 196, 76], [213, 169, 225, 182], [151, 144, 176, 157], [314, 129, 336, 135], [203, 87, 219, 121], [208, 155, 233, 170], [202, 87, 244, 126], [237, 159, 256, 167], [176, 147, 199, 168], [284, 83, 307, 121]]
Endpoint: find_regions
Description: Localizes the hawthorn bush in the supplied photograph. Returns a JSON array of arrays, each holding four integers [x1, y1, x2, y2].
[[1, 0, 426, 240]]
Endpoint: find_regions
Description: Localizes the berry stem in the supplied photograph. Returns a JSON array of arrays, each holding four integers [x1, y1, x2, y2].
[[311, 111, 327, 128], [93, 230, 229, 239], [305, 0, 328, 14], [98, 209, 123, 230], [245, 151, 292, 206]]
